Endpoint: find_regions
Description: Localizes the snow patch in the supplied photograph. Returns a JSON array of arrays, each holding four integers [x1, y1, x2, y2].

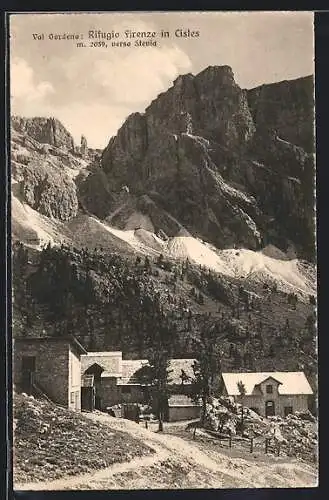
[[12, 187, 314, 297]]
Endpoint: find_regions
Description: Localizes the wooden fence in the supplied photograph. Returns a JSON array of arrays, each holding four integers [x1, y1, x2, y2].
[[191, 426, 283, 456]]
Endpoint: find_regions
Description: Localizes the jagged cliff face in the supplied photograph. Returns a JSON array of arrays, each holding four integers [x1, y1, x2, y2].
[[11, 116, 75, 151], [247, 76, 314, 153], [11, 66, 315, 260], [11, 126, 85, 223], [80, 66, 314, 259]]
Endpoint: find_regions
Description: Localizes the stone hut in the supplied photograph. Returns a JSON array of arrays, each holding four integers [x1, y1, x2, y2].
[[221, 371, 313, 417], [13, 336, 87, 411]]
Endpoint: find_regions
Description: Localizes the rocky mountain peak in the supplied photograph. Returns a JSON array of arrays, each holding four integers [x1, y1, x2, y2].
[[11, 116, 75, 151], [11, 67, 315, 261], [87, 69, 314, 259], [173, 72, 194, 86], [142, 65, 255, 149], [195, 64, 235, 84]]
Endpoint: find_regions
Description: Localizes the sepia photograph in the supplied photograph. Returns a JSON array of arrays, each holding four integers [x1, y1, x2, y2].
[[9, 11, 317, 490]]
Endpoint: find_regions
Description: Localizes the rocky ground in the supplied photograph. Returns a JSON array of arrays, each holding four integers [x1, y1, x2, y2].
[[202, 396, 318, 463], [14, 396, 318, 490], [13, 393, 154, 484]]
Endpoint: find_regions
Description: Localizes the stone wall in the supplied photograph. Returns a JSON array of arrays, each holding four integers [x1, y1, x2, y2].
[[236, 393, 309, 417], [98, 377, 120, 409], [13, 339, 70, 406]]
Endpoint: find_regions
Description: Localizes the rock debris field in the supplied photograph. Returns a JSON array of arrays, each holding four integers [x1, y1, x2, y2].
[[13, 393, 154, 484], [13, 393, 318, 490]]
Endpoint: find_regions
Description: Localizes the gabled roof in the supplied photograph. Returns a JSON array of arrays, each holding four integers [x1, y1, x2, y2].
[[80, 351, 196, 386], [120, 360, 149, 384], [222, 372, 313, 396], [257, 376, 283, 386], [81, 352, 122, 375], [118, 358, 196, 385]]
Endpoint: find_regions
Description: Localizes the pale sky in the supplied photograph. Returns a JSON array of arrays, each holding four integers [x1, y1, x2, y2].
[[10, 12, 314, 148]]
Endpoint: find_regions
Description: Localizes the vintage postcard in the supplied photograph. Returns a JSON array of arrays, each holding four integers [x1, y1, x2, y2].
[[9, 11, 317, 490]]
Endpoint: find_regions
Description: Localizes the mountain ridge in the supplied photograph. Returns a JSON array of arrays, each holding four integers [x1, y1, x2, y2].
[[74, 66, 314, 260], [11, 66, 317, 391], [11, 66, 316, 281]]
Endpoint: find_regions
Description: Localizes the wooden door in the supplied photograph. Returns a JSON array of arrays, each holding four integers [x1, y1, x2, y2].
[[265, 400, 275, 417]]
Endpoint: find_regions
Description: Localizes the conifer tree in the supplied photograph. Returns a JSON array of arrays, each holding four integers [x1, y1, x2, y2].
[[237, 380, 246, 432], [191, 317, 223, 425], [146, 336, 172, 432]]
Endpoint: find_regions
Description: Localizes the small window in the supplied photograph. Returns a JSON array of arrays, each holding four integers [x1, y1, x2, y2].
[[266, 384, 273, 394], [70, 392, 75, 403], [284, 406, 293, 417], [22, 356, 36, 372], [121, 386, 131, 394]]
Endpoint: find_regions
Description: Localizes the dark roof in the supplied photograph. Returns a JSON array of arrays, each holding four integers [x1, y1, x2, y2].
[[14, 335, 87, 354]]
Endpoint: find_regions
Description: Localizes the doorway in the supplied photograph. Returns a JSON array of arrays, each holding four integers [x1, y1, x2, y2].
[[284, 406, 293, 417], [21, 356, 36, 393], [265, 400, 275, 417], [84, 363, 104, 410]]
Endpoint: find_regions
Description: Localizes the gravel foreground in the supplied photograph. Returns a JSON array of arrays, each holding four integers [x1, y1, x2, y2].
[[14, 401, 318, 490]]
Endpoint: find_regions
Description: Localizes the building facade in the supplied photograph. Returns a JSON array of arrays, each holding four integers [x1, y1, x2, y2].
[[221, 371, 313, 417], [81, 352, 200, 420], [14, 336, 87, 410]]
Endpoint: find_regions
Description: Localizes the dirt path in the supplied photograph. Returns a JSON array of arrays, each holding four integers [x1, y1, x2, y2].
[[15, 412, 318, 490]]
